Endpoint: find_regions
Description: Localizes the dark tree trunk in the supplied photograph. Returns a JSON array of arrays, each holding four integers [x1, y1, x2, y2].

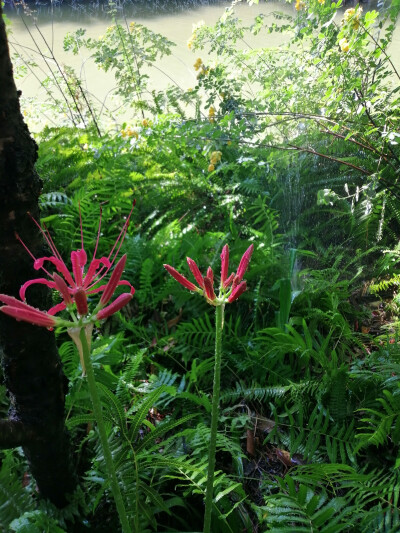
[[0, 4, 77, 507]]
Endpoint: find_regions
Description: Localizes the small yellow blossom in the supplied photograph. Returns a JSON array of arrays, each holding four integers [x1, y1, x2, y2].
[[339, 37, 350, 53], [210, 151, 222, 165], [342, 6, 362, 29], [208, 106, 216, 123], [121, 126, 139, 139], [343, 8, 355, 22], [142, 119, 149, 127], [187, 32, 196, 50], [208, 164, 215, 172], [129, 21, 135, 31], [295, 0, 305, 11], [227, 140, 232, 146], [318, 0, 325, 4], [194, 58, 203, 71]]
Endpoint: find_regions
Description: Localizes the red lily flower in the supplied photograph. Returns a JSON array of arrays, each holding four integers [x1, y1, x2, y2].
[[164, 243, 254, 305], [15, 203, 136, 317]]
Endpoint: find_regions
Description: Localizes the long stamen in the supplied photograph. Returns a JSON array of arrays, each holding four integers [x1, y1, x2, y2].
[[15, 233, 53, 278], [28, 213, 62, 261], [96, 200, 136, 281], [106, 200, 136, 267], [92, 205, 102, 261], [79, 202, 84, 251], [41, 221, 63, 261]]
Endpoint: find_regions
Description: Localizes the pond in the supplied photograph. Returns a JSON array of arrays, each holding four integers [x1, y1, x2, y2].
[[5, 0, 400, 129]]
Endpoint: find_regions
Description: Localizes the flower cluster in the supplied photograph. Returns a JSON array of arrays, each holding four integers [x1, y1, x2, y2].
[[193, 58, 210, 79], [339, 37, 350, 53], [342, 6, 363, 29], [121, 126, 139, 139], [208, 150, 222, 172], [0, 205, 136, 330], [187, 34, 196, 50], [164, 244, 254, 306], [208, 106, 216, 123]]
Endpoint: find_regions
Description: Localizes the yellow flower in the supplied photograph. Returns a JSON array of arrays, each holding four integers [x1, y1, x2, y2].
[[187, 32, 196, 50], [193, 58, 203, 71], [129, 21, 135, 31], [318, 0, 325, 4], [142, 119, 149, 127], [210, 151, 222, 164], [208, 106, 216, 123], [339, 37, 350, 53], [342, 6, 362, 28], [208, 164, 215, 172], [295, 0, 305, 11], [343, 8, 355, 22], [227, 140, 232, 146]]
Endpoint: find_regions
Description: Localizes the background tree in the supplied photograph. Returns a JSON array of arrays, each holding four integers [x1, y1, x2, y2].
[[0, 2, 76, 507]]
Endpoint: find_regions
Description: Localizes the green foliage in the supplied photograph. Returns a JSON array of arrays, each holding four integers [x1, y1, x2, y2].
[[3, 0, 400, 530]]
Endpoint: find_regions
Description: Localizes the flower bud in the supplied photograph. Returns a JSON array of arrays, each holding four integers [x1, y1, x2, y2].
[[97, 293, 133, 320], [164, 264, 199, 292], [75, 288, 88, 316], [187, 257, 204, 288], [203, 276, 216, 301], [228, 281, 247, 303]]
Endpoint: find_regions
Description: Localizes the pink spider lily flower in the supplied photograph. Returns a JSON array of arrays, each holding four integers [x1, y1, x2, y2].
[[15, 203, 136, 318], [164, 243, 254, 305]]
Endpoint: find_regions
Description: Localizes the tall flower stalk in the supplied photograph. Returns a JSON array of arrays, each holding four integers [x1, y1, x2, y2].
[[164, 243, 254, 533], [0, 206, 136, 533]]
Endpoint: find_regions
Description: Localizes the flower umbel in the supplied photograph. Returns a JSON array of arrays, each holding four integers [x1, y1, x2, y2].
[[0, 204, 136, 330], [164, 243, 254, 306]]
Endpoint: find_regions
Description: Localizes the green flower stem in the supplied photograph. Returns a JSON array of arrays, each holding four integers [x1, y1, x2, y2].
[[79, 328, 132, 533], [203, 303, 225, 533]]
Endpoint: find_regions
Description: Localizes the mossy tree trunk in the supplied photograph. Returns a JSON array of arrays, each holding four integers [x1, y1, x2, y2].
[[0, 4, 77, 506]]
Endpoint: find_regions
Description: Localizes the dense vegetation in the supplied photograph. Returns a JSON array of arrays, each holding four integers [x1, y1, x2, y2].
[[2, 0, 400, 530]]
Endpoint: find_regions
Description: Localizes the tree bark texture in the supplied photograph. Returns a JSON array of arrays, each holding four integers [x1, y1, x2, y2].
[[0, 5, 77, 507]]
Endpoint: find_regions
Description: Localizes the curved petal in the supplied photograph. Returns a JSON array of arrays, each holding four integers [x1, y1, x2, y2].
[[87, 279, 135, 296], [47, 301, 67, 316], [71, 249, 87, 287], [83, 257, 111, 289], [34, 256, 75, 288], [19, 278, 57, 301], [100, 255, 127, 305]]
